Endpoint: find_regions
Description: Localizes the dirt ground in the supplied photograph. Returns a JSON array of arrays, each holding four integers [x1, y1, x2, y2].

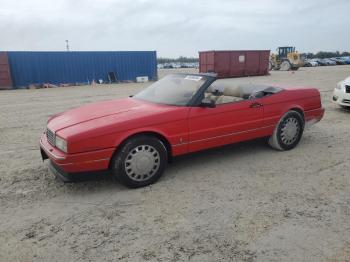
[[1, 66, 350, 262]]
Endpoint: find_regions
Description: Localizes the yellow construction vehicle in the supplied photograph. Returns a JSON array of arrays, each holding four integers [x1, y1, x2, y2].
[[269, 46, 304, 71]]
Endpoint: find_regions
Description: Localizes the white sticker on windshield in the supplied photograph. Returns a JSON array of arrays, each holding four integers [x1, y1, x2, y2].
[[185, 75, 202, 81]]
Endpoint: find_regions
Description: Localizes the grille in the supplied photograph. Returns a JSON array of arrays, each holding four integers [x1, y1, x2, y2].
[[345, 85, 350, 93], [342, 99, 350, 104], [46, 128, 55, 145]]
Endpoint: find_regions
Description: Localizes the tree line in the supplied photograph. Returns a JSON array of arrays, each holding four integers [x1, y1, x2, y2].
[[303, 51, 350, 59], [157, 56, 198, 63]]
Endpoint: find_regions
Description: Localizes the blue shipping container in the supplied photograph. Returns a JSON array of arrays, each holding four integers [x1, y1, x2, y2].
[[6, 51, 157, 88]]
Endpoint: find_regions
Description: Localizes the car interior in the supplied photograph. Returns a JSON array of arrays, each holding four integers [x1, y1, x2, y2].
[[204, 82, 282, 105]]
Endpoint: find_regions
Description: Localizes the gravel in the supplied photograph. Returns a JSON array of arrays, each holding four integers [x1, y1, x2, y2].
[[0, 66, 350, 261]]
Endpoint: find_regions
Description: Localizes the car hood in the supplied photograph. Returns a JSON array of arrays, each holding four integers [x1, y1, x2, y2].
[[47, 97, 175, 132]]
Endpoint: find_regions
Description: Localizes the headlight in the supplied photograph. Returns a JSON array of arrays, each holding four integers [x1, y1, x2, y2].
[[336, 81, 343, 90], [55, 136, 67, 153]]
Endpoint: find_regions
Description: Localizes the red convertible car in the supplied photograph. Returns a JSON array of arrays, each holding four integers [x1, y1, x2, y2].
[[40, 73, 324, 188]]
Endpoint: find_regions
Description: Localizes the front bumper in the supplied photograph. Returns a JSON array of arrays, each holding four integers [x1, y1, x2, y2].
[[333, 89, 350, 107], [48, 160, 110, 182], [40, 132, 115, 176]]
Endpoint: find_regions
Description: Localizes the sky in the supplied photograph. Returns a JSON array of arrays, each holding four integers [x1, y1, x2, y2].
[[0, 0, 349, 57]]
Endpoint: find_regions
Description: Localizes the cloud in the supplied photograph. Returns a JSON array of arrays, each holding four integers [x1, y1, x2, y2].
[[0, 0, 349, 57]]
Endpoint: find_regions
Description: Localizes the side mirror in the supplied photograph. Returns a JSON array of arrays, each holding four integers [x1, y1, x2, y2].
[[200, 98, 216, 108]]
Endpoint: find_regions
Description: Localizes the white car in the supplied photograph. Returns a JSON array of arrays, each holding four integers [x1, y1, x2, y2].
[[333, 77, 350, 108], [309, 60, 319, 67], [304, 59, 319, 67]]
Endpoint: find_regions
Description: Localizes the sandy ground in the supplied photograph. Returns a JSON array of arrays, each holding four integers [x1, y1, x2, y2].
[[0, 66, 350, 261]]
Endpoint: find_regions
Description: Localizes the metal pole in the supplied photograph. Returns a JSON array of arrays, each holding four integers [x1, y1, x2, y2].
[[65, 40, 70, 51]]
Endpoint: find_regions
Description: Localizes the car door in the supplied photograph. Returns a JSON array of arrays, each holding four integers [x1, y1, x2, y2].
[[188, 98, 264, 153]]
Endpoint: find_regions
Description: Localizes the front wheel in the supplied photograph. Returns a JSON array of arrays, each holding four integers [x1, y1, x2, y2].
[[268, 110, 304, 151], [280, 61, 292, 71], [111, 135, 167, 188]]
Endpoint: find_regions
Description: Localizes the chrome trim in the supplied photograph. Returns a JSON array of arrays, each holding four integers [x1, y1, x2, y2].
[[305, 107, 323, 112], [171, 125, 276, 147], [59, 162, 74, 166], [189, 125, 275, 144], [93, 158, 110, 162], [172, 143, 187, 147], [59, 158, 110, 166]]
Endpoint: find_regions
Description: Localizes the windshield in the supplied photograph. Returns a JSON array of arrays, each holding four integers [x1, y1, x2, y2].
[[134, 74, 206, 106]]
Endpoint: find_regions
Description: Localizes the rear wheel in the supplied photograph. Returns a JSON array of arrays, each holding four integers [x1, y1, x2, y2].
[[111, 135, 167, 188], [268, 111, 304, 151]]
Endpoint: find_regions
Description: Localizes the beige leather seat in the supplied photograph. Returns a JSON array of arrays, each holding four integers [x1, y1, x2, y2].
[[216, 86, 244, 105], [205, 85, 223, 102]]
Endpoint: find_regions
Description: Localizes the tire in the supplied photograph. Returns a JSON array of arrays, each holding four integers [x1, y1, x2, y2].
[[280, 61, 292, 71], [269, 61, 273, 71], [268, 110, 304, 151], [111, 135, 167, 188]]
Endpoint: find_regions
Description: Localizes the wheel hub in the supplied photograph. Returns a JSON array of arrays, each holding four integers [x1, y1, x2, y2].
[[281, 117, 300, 145], [134, 154, 153, 173], [124, 145, 160, 181]]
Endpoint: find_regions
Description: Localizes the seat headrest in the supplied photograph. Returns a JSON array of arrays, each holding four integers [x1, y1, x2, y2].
[[206, 86, 214, 93], [223, 86, 241, 97], [207, 84, 226, 93]]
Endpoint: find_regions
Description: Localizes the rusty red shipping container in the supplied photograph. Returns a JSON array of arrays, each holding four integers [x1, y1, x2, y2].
[[0, 52, 12, 90], [199, 50, 270, 78]]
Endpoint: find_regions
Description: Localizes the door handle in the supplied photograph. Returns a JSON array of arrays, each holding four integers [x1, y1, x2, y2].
[[249, 102, 263, 108]]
